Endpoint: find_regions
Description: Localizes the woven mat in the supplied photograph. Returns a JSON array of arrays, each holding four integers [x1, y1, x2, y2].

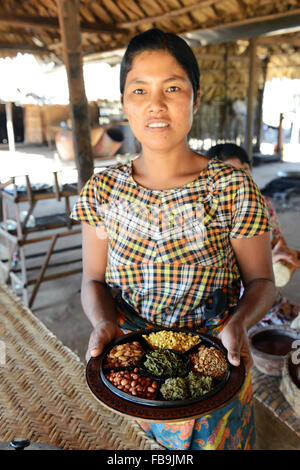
[[251, 366, 300, 437], [0, 284, 164, 450]]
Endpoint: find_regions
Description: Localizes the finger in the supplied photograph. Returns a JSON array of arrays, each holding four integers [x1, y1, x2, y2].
[[90, 346, 103, 357], [226, 341, 241, 367], [242, 351, 254, 373], [228, 351, 240, 367], [291, 258, 300, 268], [239, 341, 253, 372], [88, 334, 104, 357]]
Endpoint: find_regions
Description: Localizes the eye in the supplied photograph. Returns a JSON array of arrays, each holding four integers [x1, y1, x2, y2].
[[167, 86, 180, 92], [133, 88, 146, 95]]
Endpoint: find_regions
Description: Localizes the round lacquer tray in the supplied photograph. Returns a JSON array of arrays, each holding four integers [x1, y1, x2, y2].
[[86, 327, 246, 422]]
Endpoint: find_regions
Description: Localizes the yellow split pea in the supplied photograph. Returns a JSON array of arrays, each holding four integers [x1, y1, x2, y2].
[[143, 330, 201, 353]]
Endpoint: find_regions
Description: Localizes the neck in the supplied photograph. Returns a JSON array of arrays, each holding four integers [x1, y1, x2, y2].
[[130, 143, 208, 191], [135, 143, 195, 179]]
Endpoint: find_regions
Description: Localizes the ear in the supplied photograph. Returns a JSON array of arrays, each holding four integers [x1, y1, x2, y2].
[[193, 90, 201, 114]]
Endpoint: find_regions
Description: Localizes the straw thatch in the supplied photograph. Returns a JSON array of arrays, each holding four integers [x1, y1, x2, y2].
[[0, 1, 299, 104], [191, 31, 300, 103], [0, 1, 299, 63]]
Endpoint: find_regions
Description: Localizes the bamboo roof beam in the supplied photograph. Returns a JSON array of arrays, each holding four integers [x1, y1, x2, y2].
[[0, 14, 127, 34], [0, 42, 52, 55], [116, 0, 226, 29], [183, 9, 300, 44]]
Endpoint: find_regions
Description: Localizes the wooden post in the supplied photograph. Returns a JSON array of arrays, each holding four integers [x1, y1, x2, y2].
[[245, 38, 257, 163], [253, 57, 269, 154], [277, 113, 284, 160], [56, 0, 93, 189], [222, 44, 229, 140], [5, 102, 16, 153]]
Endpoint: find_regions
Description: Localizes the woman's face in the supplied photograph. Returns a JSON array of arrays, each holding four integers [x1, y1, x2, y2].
[[121, 49, 200, 154]]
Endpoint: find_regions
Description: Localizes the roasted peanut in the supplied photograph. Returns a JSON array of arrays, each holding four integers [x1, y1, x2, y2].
[[105, 369, 158, 400]]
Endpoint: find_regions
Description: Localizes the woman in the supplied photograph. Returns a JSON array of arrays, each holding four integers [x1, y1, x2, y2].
[[206, 142, 300, 327], [71, 29, 276, 450]]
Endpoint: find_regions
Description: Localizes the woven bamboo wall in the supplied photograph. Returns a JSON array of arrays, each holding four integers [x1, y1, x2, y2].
[[24, 102, 99, 145], [24, 104, 43, 144]]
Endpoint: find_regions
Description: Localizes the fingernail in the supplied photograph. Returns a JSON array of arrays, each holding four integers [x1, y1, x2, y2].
[[90, 348, 100, 357], [231, 355, 240, 364]]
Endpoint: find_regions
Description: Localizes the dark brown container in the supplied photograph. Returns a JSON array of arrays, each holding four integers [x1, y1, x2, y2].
[[249, 325, 300, 376]]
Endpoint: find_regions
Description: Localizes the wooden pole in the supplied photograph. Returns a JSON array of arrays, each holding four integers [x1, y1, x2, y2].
[[56, 0, 93, 189], [245, 38, 257, 163], [5, 102, 15, 153], [221, 44, 229, 140], [277, 113, 284, 160], [253, 57, 269, 154]]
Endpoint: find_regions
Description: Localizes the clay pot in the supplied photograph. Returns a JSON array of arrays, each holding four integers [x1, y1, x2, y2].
[[55, 129, 74, 161], [92, 126, 124, 158], [249, 325, 300, 376], [280, 352, 300, 418], [55, 126, 124, 161]]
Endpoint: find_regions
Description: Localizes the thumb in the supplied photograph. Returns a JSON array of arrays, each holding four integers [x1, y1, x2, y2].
[[90, 345, 103, 357], [227, 344, 241, 367], [88, 334, 104, 358]]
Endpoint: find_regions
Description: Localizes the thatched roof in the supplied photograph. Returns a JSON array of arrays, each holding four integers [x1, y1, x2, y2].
[[0, 0, 299, 59], [192, 31, 300, 102], [1, 1, 299, 103]]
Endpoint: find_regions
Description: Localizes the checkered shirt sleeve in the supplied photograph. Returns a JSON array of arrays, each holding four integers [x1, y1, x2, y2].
[[230, 173, 271, 238], [70, 173, 103, 226]]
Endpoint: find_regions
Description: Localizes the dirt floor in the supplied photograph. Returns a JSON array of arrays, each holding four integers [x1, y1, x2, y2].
[[1, 144, 300, 450]]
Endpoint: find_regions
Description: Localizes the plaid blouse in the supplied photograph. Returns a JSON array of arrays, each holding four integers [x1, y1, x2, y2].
[[70, 158, 271, 329]]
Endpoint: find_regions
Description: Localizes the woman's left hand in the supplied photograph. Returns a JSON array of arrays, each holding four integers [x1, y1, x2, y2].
[[218, 319, 253, 373]]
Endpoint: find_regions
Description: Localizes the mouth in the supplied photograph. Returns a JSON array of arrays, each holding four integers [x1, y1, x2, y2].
[[146, 120, 170, 129]]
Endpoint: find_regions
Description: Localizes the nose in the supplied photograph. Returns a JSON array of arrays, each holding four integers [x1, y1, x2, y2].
[[148, 90, 167, 113]]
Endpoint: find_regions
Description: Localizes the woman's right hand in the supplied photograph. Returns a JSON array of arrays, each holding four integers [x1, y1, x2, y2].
[[86, 320, 122, 362], [272, 238, 300, 267]]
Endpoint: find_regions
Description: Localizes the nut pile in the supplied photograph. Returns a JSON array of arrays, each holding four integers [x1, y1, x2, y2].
[[105, 368, 158, 399], [189, 345, 228, 378], [143, 330, 201, 353], [104, 341, 144, 368]]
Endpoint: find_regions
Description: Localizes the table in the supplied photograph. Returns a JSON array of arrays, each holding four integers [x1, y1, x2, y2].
[[0, 284, 163, 450], [0, 172, 81, 308]]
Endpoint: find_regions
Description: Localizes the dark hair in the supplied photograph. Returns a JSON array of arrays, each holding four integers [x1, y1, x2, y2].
[[206, 143, 251, 167], [120, 28, 200, 103]]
